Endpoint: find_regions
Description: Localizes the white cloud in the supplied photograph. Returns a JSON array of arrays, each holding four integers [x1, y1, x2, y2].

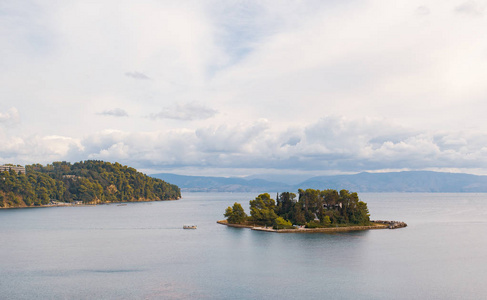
[[195, 119, 269, 153], [125, 72, 150, 80], [15, 117, 485, 174], [0, 133, 83, 165], [90, 142, 131, 160], [98, 108, 129, 117], [150, 102, 218, 121], [3, 115, 487, 176], [415, 6, 431, 16], [0, 108, 20, 126], [455, 1, 485, 16]]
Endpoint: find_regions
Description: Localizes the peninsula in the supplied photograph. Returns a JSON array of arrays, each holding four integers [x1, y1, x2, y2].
[[0, 161, 181, 208], [219, 190, 406, 232]]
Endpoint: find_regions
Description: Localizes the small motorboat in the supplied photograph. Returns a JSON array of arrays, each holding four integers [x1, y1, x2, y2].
[[183, 224, 197, 229]]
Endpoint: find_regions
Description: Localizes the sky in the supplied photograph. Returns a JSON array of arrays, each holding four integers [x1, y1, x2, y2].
[[1, 0, 487, 177]]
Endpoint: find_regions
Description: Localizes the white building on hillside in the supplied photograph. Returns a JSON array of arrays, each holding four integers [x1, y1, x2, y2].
[[0, 164, 26, 175]]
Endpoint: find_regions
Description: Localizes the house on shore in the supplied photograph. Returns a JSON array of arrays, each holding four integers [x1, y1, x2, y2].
[[0, 164, 26, 175]]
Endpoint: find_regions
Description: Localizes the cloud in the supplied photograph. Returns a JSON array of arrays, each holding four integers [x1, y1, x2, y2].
[[98, 108, 129, 117], [42, 117, 487, 174], [281, 136, 301, 147], [209, 1, 282, 67], [415, 6, 431, 16], [0, 107, 20, 126], [125, 71, 150, 80], [0, 133, 83, 165], [454, 1, 485, 16], [2, 1, 487, 176], [3, 115, 487, 176], [79, 129, 199, 167], [195, 119, 269, 153], [149, 102, 218, 121]]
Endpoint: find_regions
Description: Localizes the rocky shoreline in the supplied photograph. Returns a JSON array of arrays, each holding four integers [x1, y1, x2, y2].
[[217, 220, 407, 233], [371, 220, 408, 229]]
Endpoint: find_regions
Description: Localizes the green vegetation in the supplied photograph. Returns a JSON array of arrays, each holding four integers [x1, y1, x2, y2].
[[224, 202, 248, 224], [249, 193, 278, 226], [0, 161, 180, 208], [223, 189, 370, 229]]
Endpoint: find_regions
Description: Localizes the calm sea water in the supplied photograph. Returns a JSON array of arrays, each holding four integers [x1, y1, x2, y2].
[[1, 193, 486, 299]]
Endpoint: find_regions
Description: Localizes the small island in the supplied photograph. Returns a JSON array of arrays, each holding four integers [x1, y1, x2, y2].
[[218, 189, 406, 232]]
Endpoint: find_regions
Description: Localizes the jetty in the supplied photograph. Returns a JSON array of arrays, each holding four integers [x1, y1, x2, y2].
[[371, 220, 408, 229]]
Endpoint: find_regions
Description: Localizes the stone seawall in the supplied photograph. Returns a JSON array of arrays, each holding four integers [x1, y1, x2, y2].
[[216, 220, 252, 228], [217, 220, 407, 233], [251, 224, 388, 233]]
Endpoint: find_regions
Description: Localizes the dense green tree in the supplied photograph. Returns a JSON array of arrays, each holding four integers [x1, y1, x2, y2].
[[277, 192, 296, 220], [292, 204, 306, 225], [230, 188, 371, 229], [249, 193, 278, 226], [298, 188, 323, 222], [224, 202, 248, 224]]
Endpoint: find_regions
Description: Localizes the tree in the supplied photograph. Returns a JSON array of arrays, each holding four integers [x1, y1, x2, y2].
[[224, 202, 248, 224], [277, 192, 296, 219], [249, 193, 278, 226], [322, 215, 331, 226], [350, 200, 370, 225]]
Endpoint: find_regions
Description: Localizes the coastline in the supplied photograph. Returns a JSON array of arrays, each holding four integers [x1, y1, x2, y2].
[[0, 203, 97, 209], [217, 220, 406, 233], [0, 198, 180, 210]]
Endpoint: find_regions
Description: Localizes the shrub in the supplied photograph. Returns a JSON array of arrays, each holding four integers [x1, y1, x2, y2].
[[305, 220, 322, 228], [273, 216, 294, 229]]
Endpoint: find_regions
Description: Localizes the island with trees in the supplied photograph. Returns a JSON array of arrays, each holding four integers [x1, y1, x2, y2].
[[219, 189, 406, 232], [0, 160, 181, 208]]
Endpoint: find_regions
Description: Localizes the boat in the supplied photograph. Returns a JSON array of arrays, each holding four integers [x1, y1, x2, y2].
[[183, 224, 197, 229]]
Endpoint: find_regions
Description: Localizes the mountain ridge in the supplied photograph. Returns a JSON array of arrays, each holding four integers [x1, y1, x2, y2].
[[151, 171, 487, 193], [150, 173, 291, 192]]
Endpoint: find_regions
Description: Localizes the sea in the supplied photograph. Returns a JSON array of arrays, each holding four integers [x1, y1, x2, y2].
[[1, 192, 486, 300]]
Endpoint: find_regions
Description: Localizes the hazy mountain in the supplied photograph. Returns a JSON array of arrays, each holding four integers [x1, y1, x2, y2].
[[152, 171, 487, 193], [298, 171, 487, 192], [151, 173, 291, 192], [243, 174, 314, 185]]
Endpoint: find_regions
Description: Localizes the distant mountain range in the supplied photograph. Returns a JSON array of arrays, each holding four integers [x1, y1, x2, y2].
[[151, 171, 487, 193], [151, 173, 290, 192]]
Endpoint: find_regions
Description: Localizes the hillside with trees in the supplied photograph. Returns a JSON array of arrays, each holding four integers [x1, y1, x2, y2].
[[0, 161, 180, 208], [223, 189, 370, 229]]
